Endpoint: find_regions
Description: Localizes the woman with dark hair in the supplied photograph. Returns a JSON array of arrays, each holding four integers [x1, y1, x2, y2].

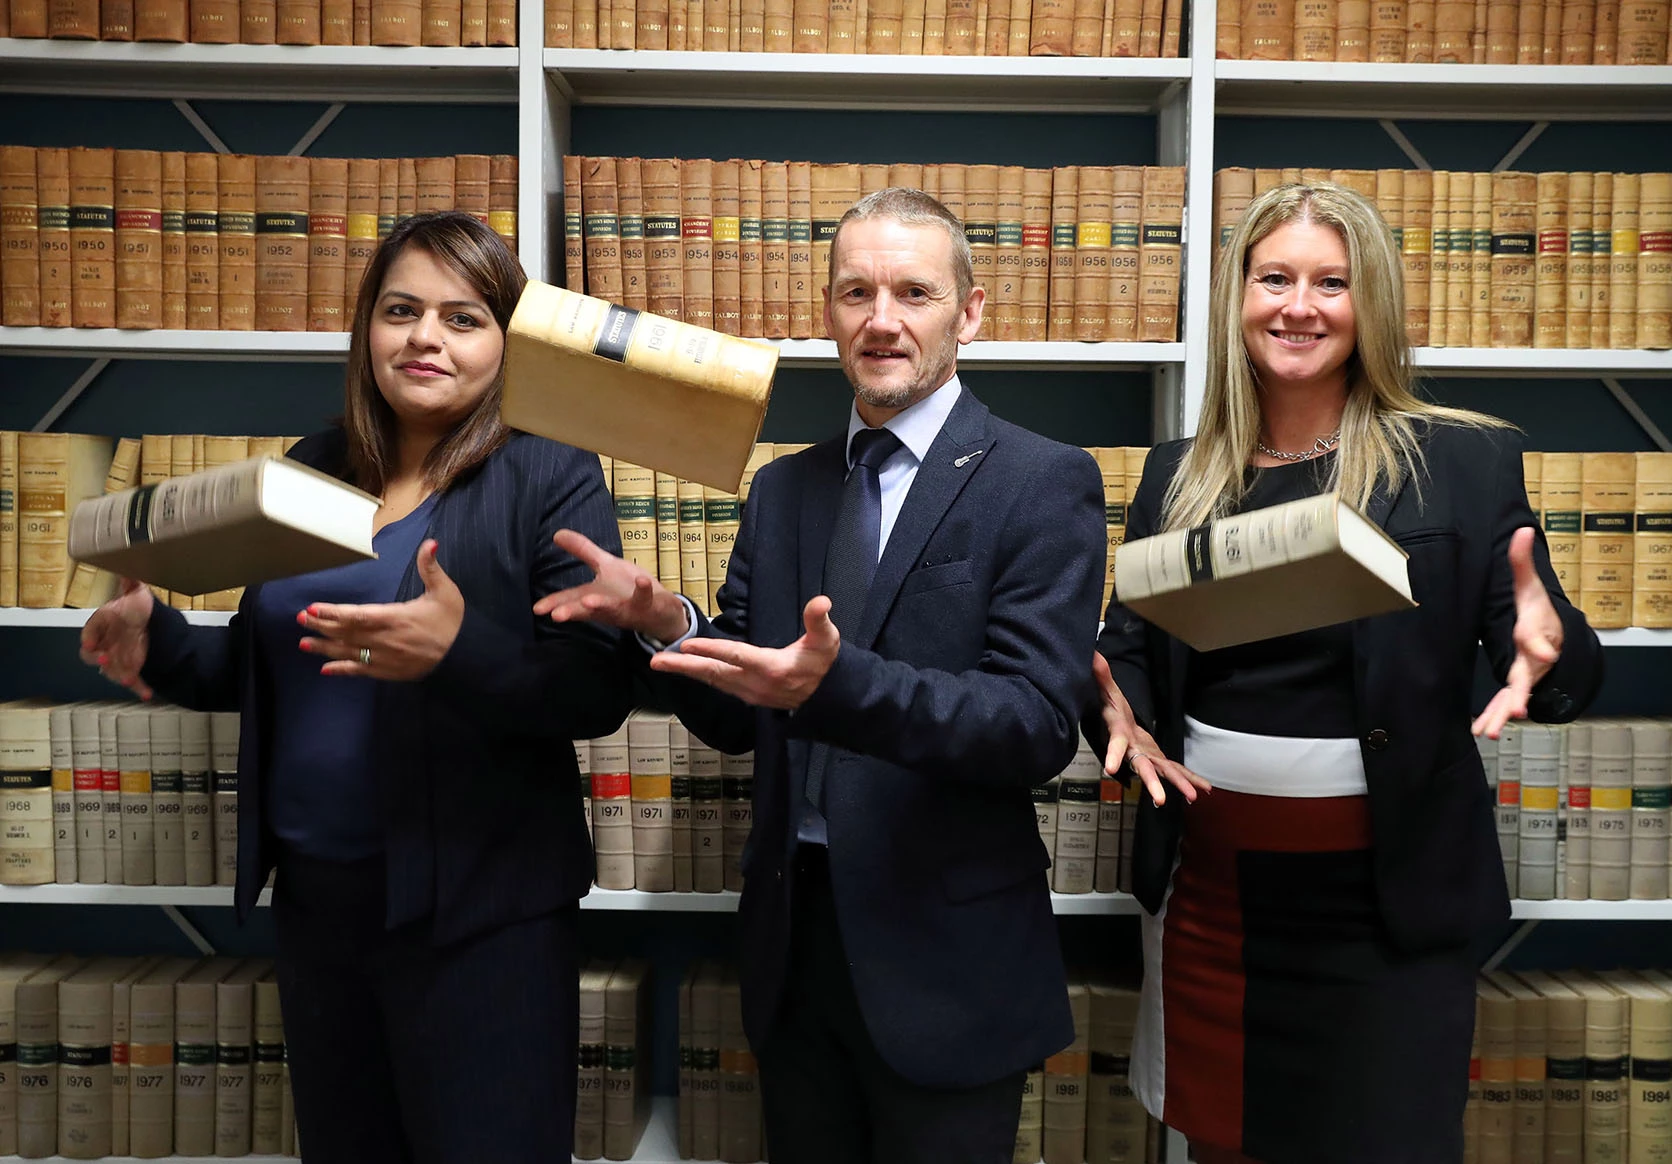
[[81, 210, 628, 1162]]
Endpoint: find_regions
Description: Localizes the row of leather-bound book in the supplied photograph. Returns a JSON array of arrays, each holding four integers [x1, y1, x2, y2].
[[0, 0, 517, 43], [1219, 0, 1672, 64], [0, 147, 519, 332], [1213, 167, 1672, 352], [564, 156, 1187, 344], [544, 0, 1185, 54]]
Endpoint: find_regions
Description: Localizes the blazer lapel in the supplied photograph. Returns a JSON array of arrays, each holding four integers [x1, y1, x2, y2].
[[852, 390, 994, 651], [798, 437, 848, 609]]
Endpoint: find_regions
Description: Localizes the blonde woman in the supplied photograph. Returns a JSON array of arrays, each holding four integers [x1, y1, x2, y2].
[[1086, 183, 1603, 1163]]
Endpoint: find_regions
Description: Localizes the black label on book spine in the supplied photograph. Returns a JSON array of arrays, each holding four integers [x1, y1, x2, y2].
[[691, 777, 723, 801], [0, 1042, 14, 1064], [126, 482, 157, 545], [255, 211, 308, 235], [593, 305, 640, 363], [1186, 524, 1214, 583], [1089, 1052, 1129, 1075], [578, 1042, 604, 1068], [1589, 1056, 1626, 1081], [1031, 782, 1059, 804], [181, 773, 211, 795], [217, 1045, 252, 1066], [151, 772, 182, 794], [17, 1043, 58, 1067], [1634, 1057, 1672, 1082], [215, 773, 238, 793], [1639, 513, 1672, 532], [69, 206, 115, 230], [185, 211, 218, 233], [59, 1045, 111, 1068], [722, 777, 753, 800], [1583, 512, 1633, 533], [254, 1043, 285, 1063], [644, 214, 681, 240], [1058, 780, 1100, 803], [176, 1043, 215, 1067], [670, 776, 691, 799]]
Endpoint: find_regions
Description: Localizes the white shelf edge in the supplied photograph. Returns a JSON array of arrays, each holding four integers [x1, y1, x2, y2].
[[545, 47, 1191, 80], [1597, 628, 1672, 647], [1414, 346, 1672, 375], [0, 42, 519, 67], [1215, 59, 1672, 87], [773, 338, 1185, 368], [1511, 898, 1672, 920], [1, 327, 352, 360], [0, 608, 234, 627]]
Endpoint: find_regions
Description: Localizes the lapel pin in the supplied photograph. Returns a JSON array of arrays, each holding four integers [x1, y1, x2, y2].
[[954, 450, 984, 468]]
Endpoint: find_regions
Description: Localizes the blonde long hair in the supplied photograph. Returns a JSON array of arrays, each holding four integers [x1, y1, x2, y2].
[[1161, 181, 1507, 532]]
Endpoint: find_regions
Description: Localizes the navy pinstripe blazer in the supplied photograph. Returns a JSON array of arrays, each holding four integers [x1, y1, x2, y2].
[[141, 427, 631, 944]]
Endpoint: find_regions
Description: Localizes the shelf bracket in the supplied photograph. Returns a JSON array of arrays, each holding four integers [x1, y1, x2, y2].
[[1603, 378, 1672, 452], [31, 358, 109, 432], [1378, 120, 1432, 170], [1495, 122, 1549, 172], [159, 904, 217, 956], [1482, 918, 1538, 972], [289, 103, 346, 157], [173, 98, 231, 155]]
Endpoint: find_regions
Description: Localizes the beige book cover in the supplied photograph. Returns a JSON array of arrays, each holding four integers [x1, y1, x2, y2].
[[69, 147, 117, 329], [488, 154, 518, 252], [149, 705, 185, 887], [1369, 0, 1410, 56], [109, 956, 157, 1158], [65, 435, 141, 610], [1034, 775, 1060, 857], [1634, 452, 1672, 628], [1042, 980, 1090, 1163], [117, 706, 156, 887], [1463, 171, 1488, 348], [34, 148, 72, 329], [1556, 972, 1628, 1163], [1427, 171, 1453, 346], [17, 432, 113, 608], [618, 158, 649, 314], [1086, 982, 1145, 1161], [737, 160, 765, 339], [1638, 171, 1672, 349], [1566, 174, 1597, 350], [1484, 970, 1549, 1164], [721, 751, 753, 893], [306, 157, 349, 333], [1401, 169, 1434, 346], [1137, 165, 1183, 342], [1094, 775, 1124, 895], [655, 471, 681, 594], [711, 160, 743, 337], [68, 703, 107, 884], [114, 149, 164, 330], [1114, 492, 1414, 652], [217, 154, 257, 332], [1563, 720, 1593, 901], [15, 955, 89, 1156], [1599, 970, 1672, 1156], [1517, 723, 1560, 900], [180, 710, 214, 887], [603, 959, 654, 1160], [1561, 0, 1596, 59], [1610, 172, 1643, 351], [251, 973, 284, 1155], [761, 162, 790, 341], [690, 734, 725, 893], [1049, 166, 1079, 342], [214, 960, 268, 1157], [1474, 975, 1515, 1163], [1074, 166, 1113, 341], [627, 710, 674, 893], [57, 957, 149, 1160], [678, 477, 710, 610], [563, 154, 586, 293], [590, 726, 634, 890], [1020, 168, 1052, 343], [703, 485, 740, 615], [1295, 0, 1336, 58], [643, 158, 684, 324], [68, 454, 378, 596], [1444, 170, 1474, 348], [253, 155, 310, 333], [2, 147, 41, 328], [717, 971, 760, 1164], [48, 704, 77, 884], [786, 161, 814, 340], [1052, 739, 1100, 894], [210, 712, 238, 888], [127, 957, 197, 1158], [174, 957, 241, 1156], [1014, 1067, 1044, 1161], [668, 717, 693, 893], [1588, 720, 1632, 900], [681, 158, 716, 331], [1580, 451, 1635, 629], [965, 164, 1000, 341], [502, 279, 777, 494], [1335, 0, 1368, 55], [611, 460, 658, 575], [0, 430, 18, 607], [1629, 719, 1672, 900], [1514, 970, 1585, 1163], [0, 701, 56, 886], [0, 954, 59, 1156], [1433, 0, 1471, 57], [1494, 724, 1522, 896], [575, 959, 612, 1160], [1592, 171, 1616, 348], [690, 963, 721, 1160]]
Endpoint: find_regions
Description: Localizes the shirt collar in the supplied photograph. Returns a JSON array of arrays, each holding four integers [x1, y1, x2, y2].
[[844, 376, 962, 469]]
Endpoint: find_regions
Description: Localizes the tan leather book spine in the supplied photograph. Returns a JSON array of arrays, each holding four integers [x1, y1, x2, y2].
[[421, 0, 461, 40], [1137, 165, 1183, 343], [1634, 452, 1672, 627], [242, 0, 276, 40], [1108, 0, 1139, 50], [655, 471, 681, 592], [1375, 166, 1403, 251], [1030, 0, 1070, 49], [161, 151, 186, 330], [1562, 0, 1595, 59], [635, 0, 665, 43], [547, 0, 573, 42], [965, 163, 999, 338], [792, 0, 824, 46], [341, 159, 375, 319], [414, 154, 454, 216], [354, 0, 371, 39], [787, 160, 813, 338], [676, 476, 709, 608], [859, 162, 889, 202], [761, 0, 791, 46], [376, 156, 397, 239], [614, 0, 635, 47], [1160, 0, 1181, 51], [1541, 0, 1561, 59], [0, 431, 16, 607], [681, 157, 715, 329], [102, 0, 135, 37], [1406, 0, 1435, 56], [702, 485, 738, 613], [562, 154, 585, 293], [217, 154, 257, 332], [1369, 0, 1403, 56], [1433, 0, 1471, 58], [829, 0, 858, 47], [741, 0, 764, 47], [989, 165, 1025, 339], [1610, 171, 1641, 350], [937, 160, 966, 225], [486, 0, 512, 42], [1297, 0, 1337, 57], [10, 0, 48, 35], [322, 0, 352, 39], [898, 0, 924, 47], [1594, 0, 1619, 57], [1489, 170, 1536, 349], [1580, 452, 1634, 629], [64, 436, 136, 608], [371, 0, 420, 41], [1241, 0, 1294, 55], [1468, 169, 1491, 347], [1534, 171, 1570, 350], [19, 433, 113, 608], [1592, 170, 1614, 347], [1138, 0, 1164, 54], [1335, 0, 1368, 54], [1485, 0, 1520, 62], [1639, 172, 1672, 350], [1512, 0, 1541, 58], [306, 157, 347, 333], [1017, 167, 1050, 342], [711, 159, 742, 336], [1049, 165, 1078, 340], [1107, 165, 1142, 340], [1565, 171, 1595, 348], [1426, 171, 1451, 345], [810, 162, 855, 316], [761, 162, 789, 339], [642, 157, 683, 324], [921, 0, 947, 48], [489, 153, 517, 252], [1212, 166, 1254, 271], [617, 157, 648, 312], [1619, 0, 1668, 62], [738, 159, 765, 338], [135, 0, 188, 37], [982, 0, 1008, 51], [1066, 0, 1098, 51], [581, 156, 623, 303], [183, 153, 219, 330], [1, 147, 40, 328], [1401, 168, 1433, 346], [1073, 166, 1112, 341], [573, 0, 596, 42], [1444, 169, 1473, 348], [70, 147, 117, 330], [254, 155, 309, 332], [37, 149, 72, 329]]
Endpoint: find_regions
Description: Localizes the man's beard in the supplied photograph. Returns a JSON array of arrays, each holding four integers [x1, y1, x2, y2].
[[852, 381, 918, 411]]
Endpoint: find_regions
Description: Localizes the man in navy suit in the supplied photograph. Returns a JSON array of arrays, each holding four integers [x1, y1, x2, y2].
[[538, 188, 1106, 1163]]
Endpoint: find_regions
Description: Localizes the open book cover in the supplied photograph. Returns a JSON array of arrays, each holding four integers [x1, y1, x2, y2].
[[1115, 491, 1415, 651], [68, 456, 379, 597], [502, 280, 779, 493]]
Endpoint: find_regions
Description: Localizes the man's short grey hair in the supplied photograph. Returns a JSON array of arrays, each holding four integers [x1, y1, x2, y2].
[[827, 187, 974, 302]]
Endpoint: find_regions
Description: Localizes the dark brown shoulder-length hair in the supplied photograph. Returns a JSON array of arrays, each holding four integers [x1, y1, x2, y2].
[[342, 209, 526, 496]]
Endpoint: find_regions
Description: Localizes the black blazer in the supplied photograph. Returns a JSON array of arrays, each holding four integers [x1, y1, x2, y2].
[[637, 388, 1107, 1090], [141, 428, 631, 945], [1089, 421, 1604, 954]]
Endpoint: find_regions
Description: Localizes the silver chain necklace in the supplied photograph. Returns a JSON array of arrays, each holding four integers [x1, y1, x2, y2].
[[1256, 431, 1341, 462]]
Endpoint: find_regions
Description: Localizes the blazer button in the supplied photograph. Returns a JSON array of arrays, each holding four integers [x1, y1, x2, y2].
[[1366, 728, 1390, 751]]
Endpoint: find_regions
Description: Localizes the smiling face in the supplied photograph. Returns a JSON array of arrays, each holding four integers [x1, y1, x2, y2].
[[1241, 218, 1357, 397], [823, 216, 983, 422], [368, 245, 505, 439]]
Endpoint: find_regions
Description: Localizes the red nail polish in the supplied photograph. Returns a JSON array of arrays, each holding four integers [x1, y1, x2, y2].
[[298, 639, 312, 652], [308, 604, 320, 616], [295, 611, 308, 626]]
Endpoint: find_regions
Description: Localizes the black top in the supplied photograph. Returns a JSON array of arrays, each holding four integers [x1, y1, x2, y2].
[[1183, 452, 1358, 739]]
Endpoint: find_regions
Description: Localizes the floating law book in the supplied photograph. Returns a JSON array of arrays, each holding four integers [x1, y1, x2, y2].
[[502, 280, 778, 493], [67, 456, 379, 596], [1114, 492, 1414, 651]]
